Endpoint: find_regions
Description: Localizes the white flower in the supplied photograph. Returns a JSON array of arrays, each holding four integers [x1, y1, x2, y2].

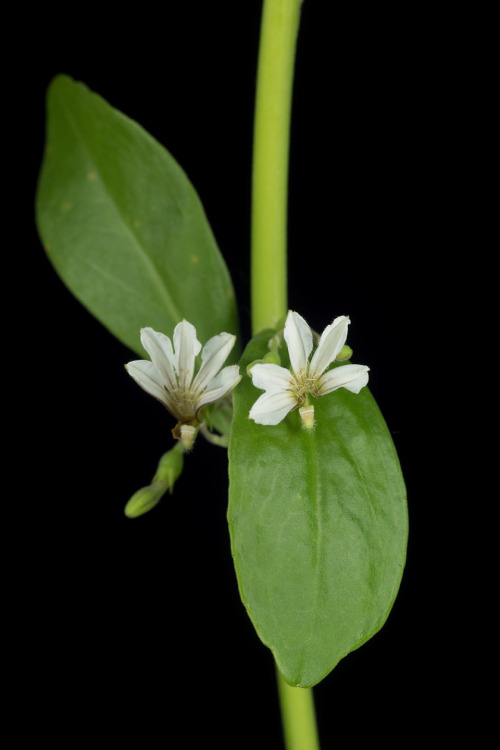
[[249, 310, 369, 426], [126, 323, 241, 435]]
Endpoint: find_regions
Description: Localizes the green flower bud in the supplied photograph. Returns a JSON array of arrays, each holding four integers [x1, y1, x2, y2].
[[124, 484, 165, 518], [263, 350, 281, 366], [153, 445, 184, 489], [267, 332, 282, 350], [125, 445, 185, 518], [335, 344, 353, 362]]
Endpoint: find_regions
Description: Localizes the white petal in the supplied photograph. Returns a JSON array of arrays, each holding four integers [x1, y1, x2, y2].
[[192, 332, 236, 395], [249, 390, 297, 426], [309, 316, 349, 378], [173, 320, 201, 390], [284, 310, 313, 376], [140, 327, 177, 391], [125, 360, 171, 408], [316, 364, 370, 395], [250, 363, 295, 393], [196, 365, 241, 412]]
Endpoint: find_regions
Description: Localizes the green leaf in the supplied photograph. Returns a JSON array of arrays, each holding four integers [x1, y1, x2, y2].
[[36, 75, 239, 357], [228, 330, 408, 687]]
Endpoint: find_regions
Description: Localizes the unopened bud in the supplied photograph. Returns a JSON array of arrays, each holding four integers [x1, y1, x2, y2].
[[335, 344, 353, 362], [299, 405, 315, 430], [180, 424, 196, 451], [125, 445, 185, 518], [124, 484, 164, 518], [153, 445, 184, 490], [263, 350, 281, 365], [267, 332, 282, 350]]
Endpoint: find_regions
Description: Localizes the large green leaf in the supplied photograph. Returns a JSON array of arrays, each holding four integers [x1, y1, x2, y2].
[[228, 330, 407, 687], [36, 75, 239, 357]]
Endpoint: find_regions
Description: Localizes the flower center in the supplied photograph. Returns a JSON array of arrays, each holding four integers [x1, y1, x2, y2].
[[291, 369, 317, 406], [164, 384, 197, 420]]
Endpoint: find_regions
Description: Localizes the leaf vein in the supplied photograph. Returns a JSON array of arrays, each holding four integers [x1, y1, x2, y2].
[[58, 88, 182, 323]]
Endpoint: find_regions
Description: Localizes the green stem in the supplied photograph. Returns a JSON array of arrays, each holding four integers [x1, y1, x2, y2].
[[276, 668, 320, 750], [251, 0, 302, 335], [251, 2, 320, 748]]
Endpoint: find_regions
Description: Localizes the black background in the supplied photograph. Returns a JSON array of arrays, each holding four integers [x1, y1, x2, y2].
[[12, 1, 475, 746]]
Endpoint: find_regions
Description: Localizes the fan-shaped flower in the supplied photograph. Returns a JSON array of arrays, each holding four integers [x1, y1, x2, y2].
[[126, 322, 241, 440], [249, 310, 369, 426]]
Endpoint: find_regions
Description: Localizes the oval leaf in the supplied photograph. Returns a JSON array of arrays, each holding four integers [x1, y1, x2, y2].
[[228, 330, 407, 687], [36, 75, 239, 356]]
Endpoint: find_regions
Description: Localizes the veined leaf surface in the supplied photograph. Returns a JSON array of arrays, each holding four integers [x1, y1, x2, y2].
[[228, 330, 407, 687], [36, 75, 239, 356]]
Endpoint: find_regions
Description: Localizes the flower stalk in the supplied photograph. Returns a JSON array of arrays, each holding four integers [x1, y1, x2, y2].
[[276, 668, 320, 750], [251, 0, 302, 335], [251, 1, 320, 748]]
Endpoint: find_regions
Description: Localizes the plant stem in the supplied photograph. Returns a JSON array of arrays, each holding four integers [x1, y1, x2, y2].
[[276, 668, 321, 750], [251, 1, 320, 748], [251, 0, 302, 335]]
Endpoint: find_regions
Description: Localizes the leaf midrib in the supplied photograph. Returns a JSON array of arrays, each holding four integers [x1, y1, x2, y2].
[[298, 430, 323, 680], [57, 85, 182, 325]]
